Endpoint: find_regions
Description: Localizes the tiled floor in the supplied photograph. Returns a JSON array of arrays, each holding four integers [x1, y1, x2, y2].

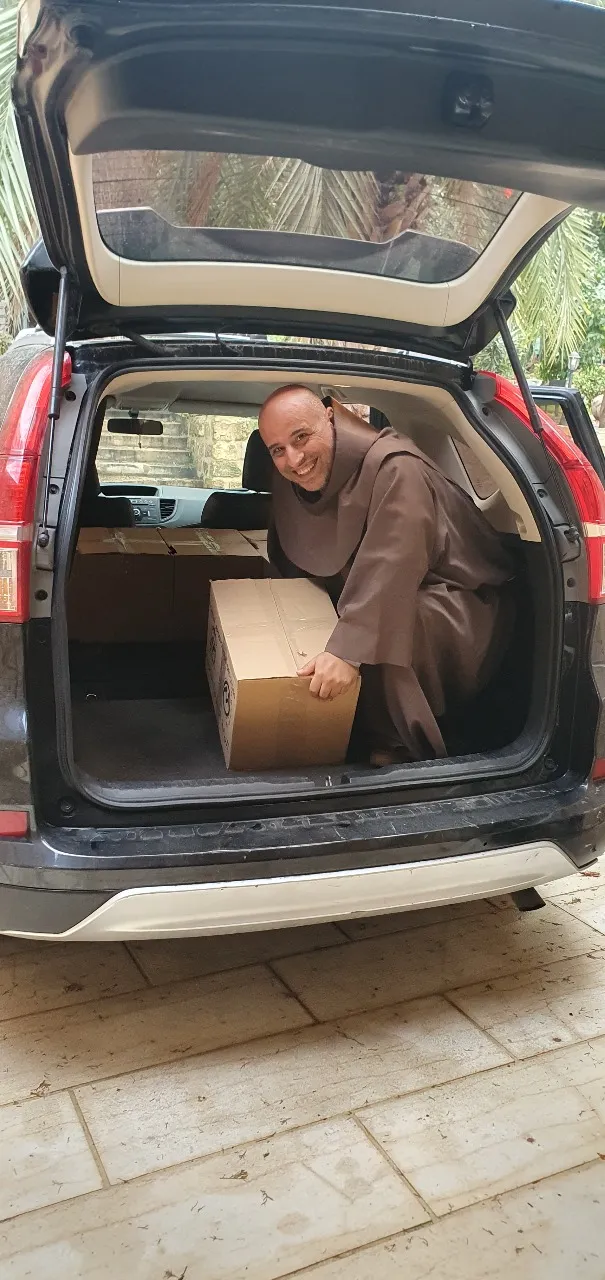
[[2, 868, 605, 1277]]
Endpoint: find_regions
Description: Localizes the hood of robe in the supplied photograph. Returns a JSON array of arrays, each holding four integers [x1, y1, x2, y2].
[[271, 399, 438, 577]]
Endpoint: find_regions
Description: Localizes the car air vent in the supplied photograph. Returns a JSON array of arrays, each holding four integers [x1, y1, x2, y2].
[[159, 499, 176, 521]]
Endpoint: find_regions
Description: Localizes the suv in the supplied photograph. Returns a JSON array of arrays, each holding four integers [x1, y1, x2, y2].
[[2, 0, 605, 941]]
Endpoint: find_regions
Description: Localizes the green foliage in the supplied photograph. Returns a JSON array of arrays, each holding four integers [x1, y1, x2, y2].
[[513, 209, 595, 379], [575, 363, 605, 411], [0, 2, 38, 331]]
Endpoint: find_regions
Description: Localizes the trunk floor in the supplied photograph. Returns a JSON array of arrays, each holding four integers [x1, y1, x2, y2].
[[72, 697, 230, 786], [71, 696, 361, 790]]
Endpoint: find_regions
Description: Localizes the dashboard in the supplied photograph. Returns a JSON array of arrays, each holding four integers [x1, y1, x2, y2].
[[99, 483, 249, 527]]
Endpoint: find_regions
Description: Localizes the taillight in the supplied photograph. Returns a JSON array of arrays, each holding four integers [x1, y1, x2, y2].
[[492, 376, 605, 605], [0, 350, 72, 622], [0, 810, 28, 837]]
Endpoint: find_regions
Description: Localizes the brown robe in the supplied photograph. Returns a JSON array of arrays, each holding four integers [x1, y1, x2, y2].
[[268, 403, 515, 760]]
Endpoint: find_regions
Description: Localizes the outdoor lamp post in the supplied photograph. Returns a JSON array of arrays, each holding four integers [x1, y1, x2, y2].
[[566, 352, 581, 387]]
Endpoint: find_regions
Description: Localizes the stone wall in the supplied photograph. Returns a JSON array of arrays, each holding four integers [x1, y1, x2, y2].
[[187, 415, 256, 489]]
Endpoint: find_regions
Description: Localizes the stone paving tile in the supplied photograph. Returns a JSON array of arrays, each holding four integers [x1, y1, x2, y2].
[[337, 899, 492, 942], [0, 1118, 428, 1280], [552, 884, 605, 935], [540, 860, 605, 899], [361, 1042, 605, 1214], [4, 898, 605, 1277], [128, 922, 345, 985], [0, 964, 311, 1106], [487, 859, 605, 910], [298, 1160, 605, 1279], [0, 937, 49, 959], [449, 950, 605, 1058], [0, 942, 145, 1021], [75, 994, 509, 1182], [273, 906, 603, 1021], [0, 1092, 102, 1222]]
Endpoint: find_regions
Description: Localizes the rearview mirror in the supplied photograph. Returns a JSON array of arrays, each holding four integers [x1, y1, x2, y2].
[[107, 419, 164, 435]]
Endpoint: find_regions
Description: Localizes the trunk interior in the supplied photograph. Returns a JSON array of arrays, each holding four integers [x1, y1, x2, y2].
[[60, 364, 552, 806]]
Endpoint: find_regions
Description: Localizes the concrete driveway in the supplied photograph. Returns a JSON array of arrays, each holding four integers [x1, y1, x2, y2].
[[1, 862, 605, 1277]]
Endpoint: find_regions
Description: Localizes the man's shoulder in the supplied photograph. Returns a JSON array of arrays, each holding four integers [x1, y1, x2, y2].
[[364, 435, 435, 482]]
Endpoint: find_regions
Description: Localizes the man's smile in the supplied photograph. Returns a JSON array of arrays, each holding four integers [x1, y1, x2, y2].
[[293, 458, 317, 480]]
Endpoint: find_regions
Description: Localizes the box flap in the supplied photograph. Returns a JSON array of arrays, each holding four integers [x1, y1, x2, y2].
[[114, 528, 171, 555], [75, 528, 122, 555], [159, 528, 261, 557], [210, 578, 337, 680], [76, 527, 171, 555]]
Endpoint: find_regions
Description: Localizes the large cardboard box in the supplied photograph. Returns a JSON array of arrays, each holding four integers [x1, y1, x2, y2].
[[161, 528, 266, 640], [67, 527, 174, 643], [206, 578, 360, 771]]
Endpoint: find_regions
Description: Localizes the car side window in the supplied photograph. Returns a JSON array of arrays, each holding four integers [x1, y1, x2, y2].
[[532, 399, 574, 441]]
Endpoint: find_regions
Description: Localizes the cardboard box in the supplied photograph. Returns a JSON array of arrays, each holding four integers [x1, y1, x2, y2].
[[67, 526, 267, 645], [162, 528, 266, 641], [206, 578, 360, 770], [67, 527, 174, 642]]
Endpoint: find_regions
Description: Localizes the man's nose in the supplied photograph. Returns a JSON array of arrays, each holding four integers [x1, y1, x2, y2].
[[285, 445, 305, 469]]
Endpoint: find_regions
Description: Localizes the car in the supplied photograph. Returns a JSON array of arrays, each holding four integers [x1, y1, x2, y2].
[[2, 0, 605, 942]]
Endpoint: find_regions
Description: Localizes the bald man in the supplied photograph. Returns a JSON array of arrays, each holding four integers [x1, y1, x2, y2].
[[258, 385, 515, 763]]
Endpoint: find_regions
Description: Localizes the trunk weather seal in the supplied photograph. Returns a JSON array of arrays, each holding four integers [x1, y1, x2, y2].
[[38, 266, 70, 549], [493, 298, 583, 547], [52, 348, 563, 814]]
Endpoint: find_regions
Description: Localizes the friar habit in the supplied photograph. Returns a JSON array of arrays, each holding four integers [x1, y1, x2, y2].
[[268, 401, 515, 760]]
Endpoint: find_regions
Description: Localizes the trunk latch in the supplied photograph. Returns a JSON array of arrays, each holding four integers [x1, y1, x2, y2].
[[553, 524, 582, 563]]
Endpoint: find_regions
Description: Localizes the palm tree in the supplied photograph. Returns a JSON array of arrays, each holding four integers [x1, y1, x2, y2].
[[512, 208, 596, 379], [0, 0, 38, 334]]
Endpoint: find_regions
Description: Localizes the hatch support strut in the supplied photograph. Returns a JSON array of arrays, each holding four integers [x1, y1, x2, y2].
[[492, 299, 581, 559], [38, 266, 70, 550], [492, 300, 547, 439]]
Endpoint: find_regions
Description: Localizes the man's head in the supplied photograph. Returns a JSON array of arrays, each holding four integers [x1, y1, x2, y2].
[[258, 385, 335, 491]]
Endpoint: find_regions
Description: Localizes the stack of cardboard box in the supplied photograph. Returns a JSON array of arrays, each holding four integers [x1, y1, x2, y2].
[[67, 526, 266, 643]]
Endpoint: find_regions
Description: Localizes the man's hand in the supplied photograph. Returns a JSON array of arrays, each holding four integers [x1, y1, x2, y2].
[[298, 652, 358, 700]]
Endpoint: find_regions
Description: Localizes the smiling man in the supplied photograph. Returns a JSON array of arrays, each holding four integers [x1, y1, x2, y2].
[[258, 384, 515, 763]]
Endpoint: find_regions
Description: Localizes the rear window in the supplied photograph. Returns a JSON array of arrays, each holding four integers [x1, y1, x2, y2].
[[92, 151, 520, 284], [96, 409, 258, 491]]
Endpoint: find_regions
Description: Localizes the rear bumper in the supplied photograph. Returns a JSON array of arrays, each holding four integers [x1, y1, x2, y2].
[[2, 772, 603, 939], [0, 841, 579, 941]]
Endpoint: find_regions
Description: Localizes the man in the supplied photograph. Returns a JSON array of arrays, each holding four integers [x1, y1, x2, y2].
[[258, 384, 515, 763]]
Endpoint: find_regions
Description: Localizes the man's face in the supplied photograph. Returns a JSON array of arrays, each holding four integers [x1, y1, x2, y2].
[[259, 392, 335, 491]]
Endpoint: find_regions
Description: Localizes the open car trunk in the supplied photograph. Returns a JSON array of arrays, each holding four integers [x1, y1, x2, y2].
[[54, 353, 559, 810]]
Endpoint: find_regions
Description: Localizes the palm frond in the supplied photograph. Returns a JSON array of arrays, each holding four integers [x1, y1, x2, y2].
[[0, 2, 38, 332], [514, 208, 595, 370], [267, 160, 378, 240]]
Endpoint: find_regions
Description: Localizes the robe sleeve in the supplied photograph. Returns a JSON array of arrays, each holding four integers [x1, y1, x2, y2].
[[325, 456, 436, 667]]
